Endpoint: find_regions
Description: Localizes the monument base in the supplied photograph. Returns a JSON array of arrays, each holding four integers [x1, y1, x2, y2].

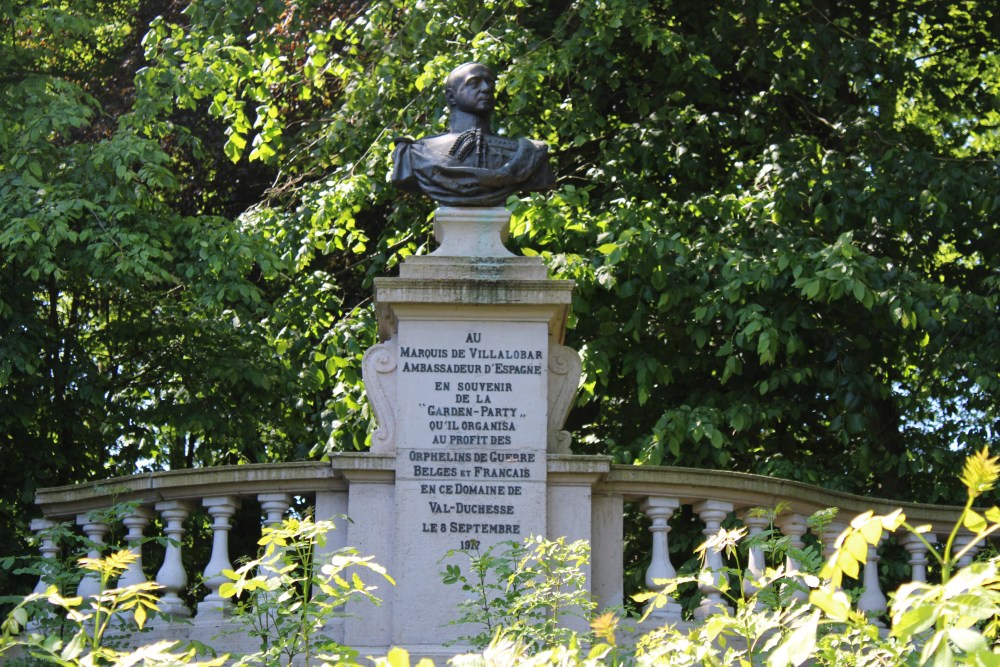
[[353, 203, 594, 652], [398, 206, 547, 281], [431, 206, 514, 258]]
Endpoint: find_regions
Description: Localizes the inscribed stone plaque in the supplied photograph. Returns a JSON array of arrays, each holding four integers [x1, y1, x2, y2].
[[392, 318, 549, 645]]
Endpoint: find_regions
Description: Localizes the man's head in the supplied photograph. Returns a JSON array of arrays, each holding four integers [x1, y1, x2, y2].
[[445, 62, 495, 117]]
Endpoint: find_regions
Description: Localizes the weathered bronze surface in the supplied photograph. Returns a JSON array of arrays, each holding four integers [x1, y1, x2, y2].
[[391, 63, 554, 206]]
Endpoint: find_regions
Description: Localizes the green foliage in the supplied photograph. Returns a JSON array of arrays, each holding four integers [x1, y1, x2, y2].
[[1, 520, 89, 604], [127, 0, 1000, 502], [0, 550, 226, 667], [780, 447, 1000, 666], [634, 508, 825, 665], [620, 449, 1000, 665], [442, 536, 598, 651], [220, 516, 394, 667], [4, 0, 1000, 610], [0, 0, 309, 597], [5, 450, 1000, 665], [372, 646, 435, 667]]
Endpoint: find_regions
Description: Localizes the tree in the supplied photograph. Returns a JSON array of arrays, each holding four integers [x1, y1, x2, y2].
[[0, 0, 309, 591], [3, 0, 999, 591], [140, 0, 999, 500]]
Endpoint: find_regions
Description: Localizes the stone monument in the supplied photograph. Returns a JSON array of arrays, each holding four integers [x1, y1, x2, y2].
[[345, 62, 609, 659]]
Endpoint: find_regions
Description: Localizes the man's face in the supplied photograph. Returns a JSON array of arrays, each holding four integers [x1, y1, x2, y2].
[[447, 65, 495, 116]]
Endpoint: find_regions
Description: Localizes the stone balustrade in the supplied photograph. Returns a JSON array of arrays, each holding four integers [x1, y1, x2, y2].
[[31, 459, 357, 653], [29, 455, 972, 654], [599, 465, 974, 625]]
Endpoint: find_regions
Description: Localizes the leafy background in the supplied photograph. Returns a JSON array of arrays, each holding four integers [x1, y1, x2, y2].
[[1, 0, 998, 594]]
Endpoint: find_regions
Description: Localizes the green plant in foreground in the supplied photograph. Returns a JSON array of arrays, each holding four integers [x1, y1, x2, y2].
[[0, 503, 169, 645], [220, 516, 394, 667], [5, 449, 1000, 666], [0, 549, 226, 666], [769, 446, 1000, 666], [631, 449, 1000, 666], [1, 520, 90, 646], [442, 536, 599, 652], [634, 511, 827, 666]]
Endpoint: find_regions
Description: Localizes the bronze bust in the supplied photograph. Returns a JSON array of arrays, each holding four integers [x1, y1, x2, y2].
[[391, 63, 554, 206]]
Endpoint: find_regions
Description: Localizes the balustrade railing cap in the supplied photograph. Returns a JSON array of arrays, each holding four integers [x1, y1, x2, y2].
[[603, 464, 969, 531], [34, 461, 344, 519]]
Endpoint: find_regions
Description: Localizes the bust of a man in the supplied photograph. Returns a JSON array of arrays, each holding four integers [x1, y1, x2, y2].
[[391, 62, 554, 206]]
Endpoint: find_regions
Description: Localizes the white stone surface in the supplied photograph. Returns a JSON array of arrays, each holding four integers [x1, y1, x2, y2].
[[75, 516, 108, 600], [431, 206, 514, 258], [363, 339, 399, 453], [693, 500, 733, 619], [29, 448, 972, 660], [392, 319, 550, 647], [397, 207, 548, 280], [590, 492, 624, 610], [29, 518, 58, 596], [153, 501, 193, 620], [117, 506, 153, 588], [547, 343, 582, 453], [342, 466, 395, 651], [639, 497, 682, 622], [196, 496, 240, 620], [546, 481, 593, 637], [354, 205, 591, 656], [399, 255, 548, 281]]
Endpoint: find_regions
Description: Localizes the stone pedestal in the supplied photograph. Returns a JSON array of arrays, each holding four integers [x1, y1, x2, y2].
[[356, 206, 583, 655]]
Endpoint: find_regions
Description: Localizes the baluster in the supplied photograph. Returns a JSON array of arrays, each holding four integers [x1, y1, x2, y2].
[[259, 493, 292, 530], [694, 500, 734, 619], [820, 521, 848, 564], [857, 539, 887, 622], [27, 518, 60, 630], [901, 532, 937, 583], [640, 497, 681, 621], [118, 507, 154, 588], [30, 518, 59, 594], [953, 533, 980, 568], [741, 512, 770, 600], [76, 514, 109, 601], [258, 493, 292, 578], [819, 520, 848, 592], [197, 496, 240, 618], [155, 500, 193, 618], [776, 513, 809, 602]]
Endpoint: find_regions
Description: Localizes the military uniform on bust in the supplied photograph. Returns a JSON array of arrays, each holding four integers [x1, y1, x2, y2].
[[391, 62, 554, 207]]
